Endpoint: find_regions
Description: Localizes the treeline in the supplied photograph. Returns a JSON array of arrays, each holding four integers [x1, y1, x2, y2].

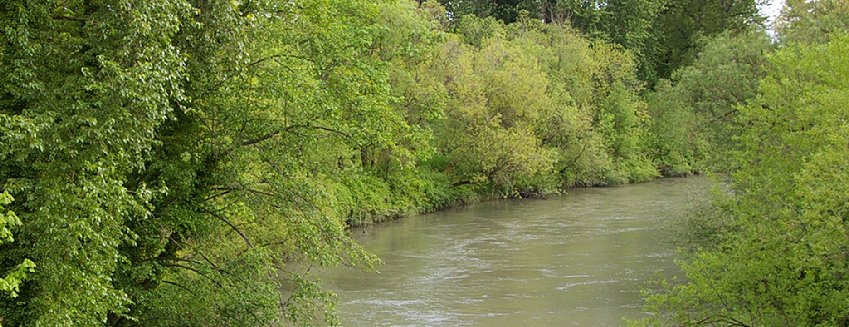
[[1, 1, 687, 324], [635, 1, 849, 325], [0, 0, 843, 325], [436, 0, 761, 83]]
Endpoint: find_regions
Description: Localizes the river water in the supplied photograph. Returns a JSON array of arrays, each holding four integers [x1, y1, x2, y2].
[[321, 177, 708, 326]]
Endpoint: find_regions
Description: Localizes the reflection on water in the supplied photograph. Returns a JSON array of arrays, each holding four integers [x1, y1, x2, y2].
[[321, 177, 709, 326]]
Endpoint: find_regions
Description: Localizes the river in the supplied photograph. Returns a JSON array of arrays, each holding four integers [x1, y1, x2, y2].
[[321, 177, 709, 326]]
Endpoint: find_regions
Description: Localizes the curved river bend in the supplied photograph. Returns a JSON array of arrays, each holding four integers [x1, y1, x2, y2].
[[321, 177, 708, 326]]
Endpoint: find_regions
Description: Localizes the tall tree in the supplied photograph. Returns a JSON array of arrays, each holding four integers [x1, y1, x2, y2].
[[440, 0, 538, 23], [1, 1, 191, 324], [776, 0, 849, 43], [639, 34, 849, 326], [652, 0, 764, 79], [648, 29, 772, 172], [0, 0, 384, 325]]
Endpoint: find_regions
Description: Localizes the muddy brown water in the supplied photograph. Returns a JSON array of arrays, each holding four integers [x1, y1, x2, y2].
[[321, 177, 708, 326]]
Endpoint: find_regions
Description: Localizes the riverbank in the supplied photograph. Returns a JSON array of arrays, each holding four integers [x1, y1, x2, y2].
[[343, 167, 697, 228], [325, 177, 708, 326]]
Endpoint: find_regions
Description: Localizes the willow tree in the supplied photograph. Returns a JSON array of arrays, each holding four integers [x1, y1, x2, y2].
[[427, 30, 556, 194]]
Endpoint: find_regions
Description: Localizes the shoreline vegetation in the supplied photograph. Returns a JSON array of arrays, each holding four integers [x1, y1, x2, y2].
[[343, 172, 700, 229], [2, 0, 848, 325]]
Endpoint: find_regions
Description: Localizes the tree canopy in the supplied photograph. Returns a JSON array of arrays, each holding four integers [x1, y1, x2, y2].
[[635, 1, 849, 325], [1, 0, 846, 325]]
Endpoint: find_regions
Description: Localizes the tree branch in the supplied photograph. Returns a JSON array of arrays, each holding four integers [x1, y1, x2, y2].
[[161, 280, 196, 295], [163, 263, 224, 288], [236, 123, 355, 150], [202, 209, 254, 249]]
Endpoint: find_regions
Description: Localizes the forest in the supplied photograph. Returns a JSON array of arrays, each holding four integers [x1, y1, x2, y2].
[[0, 0, 847, 325]]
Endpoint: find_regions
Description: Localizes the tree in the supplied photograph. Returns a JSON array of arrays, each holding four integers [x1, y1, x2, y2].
[[1, 1, 191, 324], [776, 0, 849, 44], [439, 0, 539, 23], [428, 30, 556, 193], [0, 0, 383, 325], [638, 34, 849, 327], [0, 192, 34, 303], [652, 0, 764, 80], [646, 29, 772, 173]]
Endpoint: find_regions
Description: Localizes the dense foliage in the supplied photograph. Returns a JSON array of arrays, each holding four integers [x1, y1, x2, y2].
[[1, 0, 844, 325], [438, 0, 763, 82], [0, 0, 687, 325], [639, 34, 849, 326], [634, 1, 849, 326]]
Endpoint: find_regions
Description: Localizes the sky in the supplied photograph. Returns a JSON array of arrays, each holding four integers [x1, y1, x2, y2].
[[760, 0, 786, 25]]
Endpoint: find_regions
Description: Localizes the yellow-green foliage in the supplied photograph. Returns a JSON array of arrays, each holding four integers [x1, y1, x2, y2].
[[639, 34, 849, 326], [430, 32, 557, 192], [423, 16, 662, 191], [777, 0, 849, 44], [0, 0, 696, 325], [646, 29, 772, 174], [0, 193, 35, 301]]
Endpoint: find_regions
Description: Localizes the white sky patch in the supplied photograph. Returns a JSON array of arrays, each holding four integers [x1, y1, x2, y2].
[[760, 0, 786, 25]]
